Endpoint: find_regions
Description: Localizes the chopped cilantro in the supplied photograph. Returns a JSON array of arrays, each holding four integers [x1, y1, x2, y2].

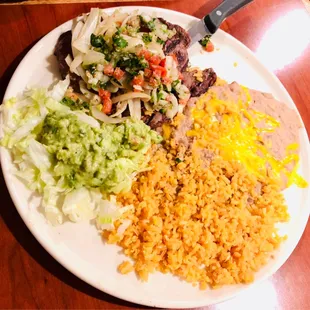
[[161, 25, 168, 34], [142, 33, 152, 44], [116, 53, 148, 76], [113, 35, 128, 49], [90, 33, 105, 48], [115, 27, 121, 36], [147, 19, 156, 31], [158, 92, 164, 100], [172, 80, 180, 89], [199, 35, 211, 47], [139, 15, 156, 31], [158, 84, 164, 91], [156, 37, 165, 45], [83, 63, 97, 75], [163, 84, 169, 92], [90, 34, 112, 57], [61, 97, 89, 111], [159, 108, 166, 114], [99, 81, 108, 89], [175, 158, 182, 163]]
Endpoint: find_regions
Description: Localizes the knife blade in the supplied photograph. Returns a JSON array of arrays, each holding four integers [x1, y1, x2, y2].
[[188, 0, 254, 47]]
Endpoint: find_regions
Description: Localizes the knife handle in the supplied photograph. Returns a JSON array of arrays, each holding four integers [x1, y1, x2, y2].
[[203, 0, 253, 34]]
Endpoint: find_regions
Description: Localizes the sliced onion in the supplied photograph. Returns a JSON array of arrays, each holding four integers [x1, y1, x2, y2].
[[166, 94, 179, 119], [171, 58, 179, 81], [147, 42, 165, 58], [158, 99, 168, 106], [70, 53, 84, 75], [72, 20, 84, 41], [122, 35, 145, 53], [111, 9, 129, 24], [98, 10, 109, 21], [143, 84, 154, 90], [178, 104, 185, 114], [77, 66, 87, 82], [120, 10, 138, 28], [133, 85, 143, 92], [72, 111, 100, 128], [110, 101, 128, 117], [76, 93, 90, 103], [128, 98, 141, 120], [110, 79, 124, 89], [72, 8, 99, 54], [79, 81, 100, 104], [111, 92, 150, 104], [165, 56, 173, 79], [144, 89, 151, 96], [91, 106, 127, 124], [79, 80, 94, 99], [105, 24, 118, 39], [83, 50, 107, 66], [106, 84, 119, 93], [90, 95, 101, 106], [95, 24, 110, 36], [96, 13, 119, 37], [152, 88, 158, 105], [65, 54, 73, 67], [72, 21, 84, 57]]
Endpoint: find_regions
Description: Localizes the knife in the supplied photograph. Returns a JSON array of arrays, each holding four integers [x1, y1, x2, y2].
[[188, 0, 254, 47]]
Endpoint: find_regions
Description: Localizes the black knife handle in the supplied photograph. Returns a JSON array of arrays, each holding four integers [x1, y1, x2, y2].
[[204, 0, 253, 34]]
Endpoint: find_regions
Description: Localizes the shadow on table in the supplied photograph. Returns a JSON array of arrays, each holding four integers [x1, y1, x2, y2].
[[0, 40, 40, 103], [0, 44, 152, 310]]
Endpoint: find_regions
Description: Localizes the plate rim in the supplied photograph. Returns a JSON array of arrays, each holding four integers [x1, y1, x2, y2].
[[1, 6, 310, 309]]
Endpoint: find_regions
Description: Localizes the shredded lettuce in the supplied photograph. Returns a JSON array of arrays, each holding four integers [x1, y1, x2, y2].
[[49, 75, 70, 102], [96, 197, 133, 231], [1, 84, 161, 228], [62, 187, 99, 222]]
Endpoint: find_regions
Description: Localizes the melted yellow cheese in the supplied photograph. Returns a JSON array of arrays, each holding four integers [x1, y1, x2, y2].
[[162, 123, 172, 140], [187, 88, 308, 188]]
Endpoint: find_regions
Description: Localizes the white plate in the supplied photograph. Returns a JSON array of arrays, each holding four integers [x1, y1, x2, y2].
[[1, 6, 310, 309]]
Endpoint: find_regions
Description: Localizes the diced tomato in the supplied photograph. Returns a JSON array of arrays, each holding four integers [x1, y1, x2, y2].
[[161, 68, 167, 78], [205, 41, 215, 52], [103, 64, 114, 76], [132, 74, 144, 87], [178, 72, 183, 80], [152, 69, 162, 79], [159, 58, 166, 67], [150, 65, 167, 78], [138, 49, 152, 60], [149, 55, 161, 66], [98, 89, 111, 99], [113, 67, 125, 80], [98, 89, 112, 114], [133, 86, 142, 93], [179, 99, 188, 105], [101, 98, 112, 114], [144, 68, 152, 78], [162, 76, 172, 85], [149, 77, 159, 87]]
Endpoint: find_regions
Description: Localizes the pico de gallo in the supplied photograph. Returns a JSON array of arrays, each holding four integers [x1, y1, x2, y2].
[[65, 8, 191, 122]]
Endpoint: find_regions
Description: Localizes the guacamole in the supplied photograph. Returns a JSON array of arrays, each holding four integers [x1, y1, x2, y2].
[[40, 111, 162, 193]]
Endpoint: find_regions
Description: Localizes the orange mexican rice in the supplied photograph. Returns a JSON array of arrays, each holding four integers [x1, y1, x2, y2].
[[103, 82, 307, 289]]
